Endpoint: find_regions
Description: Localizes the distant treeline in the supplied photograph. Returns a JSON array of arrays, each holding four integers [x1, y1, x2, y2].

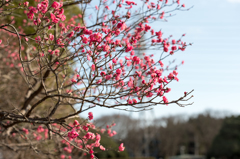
[[95, 110, 240, 159]]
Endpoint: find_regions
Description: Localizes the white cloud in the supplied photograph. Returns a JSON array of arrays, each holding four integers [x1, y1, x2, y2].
[[227, 0, 240, 3]]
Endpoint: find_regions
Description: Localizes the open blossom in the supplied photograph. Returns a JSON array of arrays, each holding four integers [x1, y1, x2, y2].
[[90, 33, 102, 42], [128, 99, 132, 104], [90, 154, 94, 159], [95, 134, 101, 142], [82, 36, 89, 44], [105, 74, 112, 80], [51, 1, 60, 9], [73, 120, 79, 126], [126, 1, 137, 5], [116, 69, 122, 74], [132, 98, 137, 104], [125, 43, 133, 52], [103, 44, 110, 52], [49, 33, 54, 41], [50, 13, 60, 23], [89, 149, 94, 154], [37, 1, 48, 13], [68, 129, 79, 139], [35, 36, 41, 43], [23, 1, 29, 7], [100, 71, 106, 76], [91, 64, 95, 71], [119, 143, 125, 151], [85, 132, 95, 139], [83, 125, 89, 131]]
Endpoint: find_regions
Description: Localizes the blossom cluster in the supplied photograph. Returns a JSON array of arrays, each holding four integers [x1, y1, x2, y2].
[[0, 0, 192, 158]]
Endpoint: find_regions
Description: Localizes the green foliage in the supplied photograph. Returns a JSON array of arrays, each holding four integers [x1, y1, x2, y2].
[[208, 115, 240, 158], [95, 134, 128, 159]]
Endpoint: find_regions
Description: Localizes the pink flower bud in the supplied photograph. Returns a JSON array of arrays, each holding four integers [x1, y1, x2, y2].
[[119, 143, 125, 151]]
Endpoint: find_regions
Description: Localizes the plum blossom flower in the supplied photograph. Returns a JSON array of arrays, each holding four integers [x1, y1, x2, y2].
[[100, 145, 106, 151], [51, 1, 60, 9], [119, 143, 125, 151], [88, 112, 93, 120], [68, 129, 79, 139]]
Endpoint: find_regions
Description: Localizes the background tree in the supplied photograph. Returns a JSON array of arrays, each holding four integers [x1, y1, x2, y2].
[[208, 115, 240, 159], [100, 111, 223, 158], [156, 112, 223, 157]]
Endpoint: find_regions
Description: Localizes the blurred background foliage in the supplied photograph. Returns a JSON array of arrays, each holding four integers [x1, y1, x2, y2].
[[208, 115, 240, 159], [0, 0, 82, 114], [94, 110, 240, 159]]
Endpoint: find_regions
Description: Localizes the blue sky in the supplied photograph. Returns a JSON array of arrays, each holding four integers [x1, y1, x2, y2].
[[80, 0, 240, 119]]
